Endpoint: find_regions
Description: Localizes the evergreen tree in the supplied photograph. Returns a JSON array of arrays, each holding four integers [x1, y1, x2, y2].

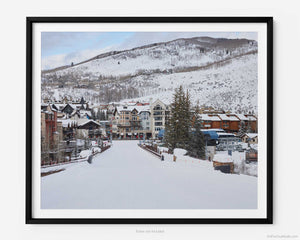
[[164, 86, 193, 151], [164, 88, 179, 151], [187, 103, 205, 159]]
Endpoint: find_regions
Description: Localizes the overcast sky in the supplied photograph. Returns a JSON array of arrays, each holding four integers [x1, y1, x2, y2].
[[41, 32, 257, 70]]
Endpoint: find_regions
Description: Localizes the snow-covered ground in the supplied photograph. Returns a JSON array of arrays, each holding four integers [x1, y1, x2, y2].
[[41, 140, 257, 209]]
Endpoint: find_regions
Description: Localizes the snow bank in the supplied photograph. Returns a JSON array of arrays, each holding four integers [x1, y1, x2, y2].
[[232, 151, 257, 177], [173, 148, 187, 156], [103, 141, 111, 147], [91, 147, 101, 154], [79, 149, 92, 158], [158, 146, 169, 153], [250, 144, 258, 151], [213, 152, 233, 163]]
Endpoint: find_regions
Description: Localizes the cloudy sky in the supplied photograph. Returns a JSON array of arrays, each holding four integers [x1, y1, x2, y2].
[[41, 32, 257, 70]]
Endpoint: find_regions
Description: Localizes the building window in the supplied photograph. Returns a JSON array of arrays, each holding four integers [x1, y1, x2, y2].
[[154, 105, 162, 110], [153, 111, 163, 116], [155, 122, 163, 126]]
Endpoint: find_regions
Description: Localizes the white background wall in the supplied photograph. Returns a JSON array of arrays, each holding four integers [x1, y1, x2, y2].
[[0, 0, 299, 239]]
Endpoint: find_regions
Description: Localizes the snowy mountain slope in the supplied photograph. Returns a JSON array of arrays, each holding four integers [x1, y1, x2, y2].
[[42, 36, 258, 113], [123, 53, 257, 113], [44, 37, 256, 78]]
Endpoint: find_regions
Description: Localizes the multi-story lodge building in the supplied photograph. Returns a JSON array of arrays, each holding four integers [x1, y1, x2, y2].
[[197, 113, 257, 133], [41, 104, 63, 165], [150, 99, 170, 139], [113, 105, 152, 139]]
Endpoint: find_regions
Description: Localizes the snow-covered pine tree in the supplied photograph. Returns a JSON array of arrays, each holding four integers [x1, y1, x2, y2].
[[164, 87, 180, 151], [187, 115, 205, 159], [187, 104, 205, 159], [164, 85, 192, 151], [180, 89, 192, 149]]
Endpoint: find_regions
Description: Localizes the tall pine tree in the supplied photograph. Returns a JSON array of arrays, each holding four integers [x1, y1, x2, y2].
[[164, 86, 193, 151], [187, 104, 205, 159]]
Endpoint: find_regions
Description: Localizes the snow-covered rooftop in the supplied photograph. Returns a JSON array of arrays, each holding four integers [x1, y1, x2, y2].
[[218, 114, 239, 121], [199, 114, 221, 121], [77, 119, 100, 127], [244, 133, 258, 138], [247, 116, 257, 121], [116, 105, 150, 113], [235, 114, 249, 121]]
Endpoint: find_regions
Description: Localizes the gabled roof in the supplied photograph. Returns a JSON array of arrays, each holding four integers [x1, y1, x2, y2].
[[151, 99, 166, 108], [241, 133, 258, 139], [77, 119, 101, 128], [218, 114, 239, 121], [246, 115, 257, 121], [234, 114, 249, 121], [198, 114, 221, 121]]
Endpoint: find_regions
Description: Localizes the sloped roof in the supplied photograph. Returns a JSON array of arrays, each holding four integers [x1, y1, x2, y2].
[[235, 114, 249, 121], [198, 114, 221, 121], [242, 133, 258, 138], [77, 119, 101, 128], [218, 114, 239, 121]]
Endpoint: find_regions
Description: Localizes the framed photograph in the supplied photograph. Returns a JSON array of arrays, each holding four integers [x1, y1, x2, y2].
[[26, 17, 273, 224]]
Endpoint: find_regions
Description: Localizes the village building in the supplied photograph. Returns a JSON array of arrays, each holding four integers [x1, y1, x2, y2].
[[245, 114, 258, 132], [217, 114, 240, 132], [235, 114, 258, 133], [41, 104, 62, 165], [241, 133, 258, 144], [198, 107, 225, 114], [77, 119, 102, 139], [150, 99, 169, 139], [139, 109, 152, 139], [130, 108, 143, 139], [198, 114, 222, 129], [115, 106, 133, 139]]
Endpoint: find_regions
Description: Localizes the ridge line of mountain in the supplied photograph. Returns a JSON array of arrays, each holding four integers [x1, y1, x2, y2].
[[42, 36, 256, 74]]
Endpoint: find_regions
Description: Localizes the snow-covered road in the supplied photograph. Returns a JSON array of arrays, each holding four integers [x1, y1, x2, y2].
[[41, 140, 257, 209]]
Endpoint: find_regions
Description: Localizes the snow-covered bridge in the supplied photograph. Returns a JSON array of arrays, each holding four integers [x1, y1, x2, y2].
[[41, 140, 257, 209]]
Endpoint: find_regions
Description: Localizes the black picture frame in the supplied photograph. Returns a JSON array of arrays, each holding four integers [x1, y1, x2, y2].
[[26, 16, 273, 224]]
